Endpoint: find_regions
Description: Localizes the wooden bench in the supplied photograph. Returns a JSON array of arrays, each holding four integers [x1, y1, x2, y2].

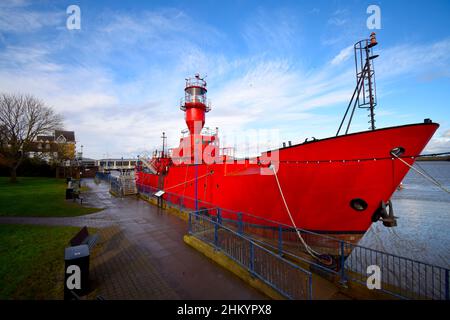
[[69, 226, 99, 250]]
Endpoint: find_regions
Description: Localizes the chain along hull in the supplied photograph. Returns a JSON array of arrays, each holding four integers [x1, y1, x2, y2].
[[136, 123, 438, 244]]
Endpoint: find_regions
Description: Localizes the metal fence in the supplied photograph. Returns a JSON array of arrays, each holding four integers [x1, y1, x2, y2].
[[95, 172, 121, 195], [95, 172, 138, 196], [189, 209, 313, 300], [135, 182, 450, 300]]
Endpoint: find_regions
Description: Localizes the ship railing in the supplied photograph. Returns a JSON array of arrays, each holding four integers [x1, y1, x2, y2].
[[188, 209, 313, 300], [201, 127, 217, 136], [179, 127, 218, 138], [94, 171, 113, 184], [95, 172, 130, 197], [135, 182, 450, 300], [220, 147, 235, 157], [180, 96, 211, 112], [185, 78, 207, 89]]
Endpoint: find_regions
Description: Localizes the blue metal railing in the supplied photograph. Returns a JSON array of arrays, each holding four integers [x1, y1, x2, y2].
[[95, 172, 122, 195], [188, 209, 313, 300], [134, 181, 450, 300]]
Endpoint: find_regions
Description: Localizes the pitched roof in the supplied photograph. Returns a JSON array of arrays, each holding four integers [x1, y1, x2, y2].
[[55, 130, 75, 142]]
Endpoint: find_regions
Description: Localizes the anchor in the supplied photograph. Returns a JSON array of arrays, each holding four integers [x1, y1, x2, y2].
[[372, 200, 398, 227]]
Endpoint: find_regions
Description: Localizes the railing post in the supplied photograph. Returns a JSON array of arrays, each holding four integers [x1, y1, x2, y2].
[[278, 225, 283, 256], [188, 212, 192, 234], [217, 208, 222, 225], [308, 274, 313, 300], [214, 219, 219, 248], [340, 241, 347, 285], [249, 241, 254, 273], [446, 269, 449, 300], [237, 212, 243, 235]]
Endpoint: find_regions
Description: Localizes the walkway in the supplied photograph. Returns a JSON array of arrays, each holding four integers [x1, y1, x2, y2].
[[0, 179, 265, 300]]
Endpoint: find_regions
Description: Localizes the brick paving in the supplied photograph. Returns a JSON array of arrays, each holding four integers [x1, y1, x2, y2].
[[87, 226, 178, 299], [1, 179, 265, 300]]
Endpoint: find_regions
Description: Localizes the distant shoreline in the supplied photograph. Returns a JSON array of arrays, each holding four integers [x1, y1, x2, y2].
[[416, 156, 450, 161]]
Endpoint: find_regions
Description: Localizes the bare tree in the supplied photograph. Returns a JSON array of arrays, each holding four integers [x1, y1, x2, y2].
[[0, 93, 63, 182]]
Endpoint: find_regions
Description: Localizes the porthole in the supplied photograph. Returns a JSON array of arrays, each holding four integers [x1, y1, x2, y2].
[[350, 198, 368, 211], [390, 146, 405, 157]]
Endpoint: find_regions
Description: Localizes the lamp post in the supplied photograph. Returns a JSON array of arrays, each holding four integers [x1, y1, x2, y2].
[[79, 145, 83, 183]]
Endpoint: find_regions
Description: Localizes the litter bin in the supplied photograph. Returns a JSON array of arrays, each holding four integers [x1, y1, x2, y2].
[[64, 244, 90, 299], [65, 188, 73, 199]]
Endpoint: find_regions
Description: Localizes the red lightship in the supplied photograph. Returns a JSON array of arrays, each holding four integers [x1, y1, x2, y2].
[[135, 34, 439, 251]]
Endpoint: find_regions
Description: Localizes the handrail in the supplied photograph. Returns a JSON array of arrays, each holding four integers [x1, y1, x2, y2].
[[136, 182, 450, 300], [180, 96, 211, 112], [185, 78, 207, 89], [189, 210, 313, 299]]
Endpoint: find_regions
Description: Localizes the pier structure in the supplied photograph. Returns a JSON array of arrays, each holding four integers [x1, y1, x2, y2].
[[97, 158, 137, 172]]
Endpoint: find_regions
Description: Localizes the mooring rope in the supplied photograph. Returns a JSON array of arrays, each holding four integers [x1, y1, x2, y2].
[[182, 165, 189, 198], [415, 161, 444, 187], [392, 154, 450, 194], [163, 171, 213, 192], [270, 165, 323, 259]]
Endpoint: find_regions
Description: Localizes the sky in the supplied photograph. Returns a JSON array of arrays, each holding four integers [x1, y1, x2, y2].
[[1, 0, 449, 159]]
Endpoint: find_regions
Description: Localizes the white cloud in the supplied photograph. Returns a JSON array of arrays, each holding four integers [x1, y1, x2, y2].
[[242, 8, 300, 53], [378, 39, 450, 80], [327, 9, 348, 26], [0, 1, 63, 33], [424, 129, 450, 154], [443, 129, 450, 138], [331, 45, 353, 65]]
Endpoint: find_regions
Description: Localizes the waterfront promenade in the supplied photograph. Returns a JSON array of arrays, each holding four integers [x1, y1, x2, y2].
[[0, 179, 266, 299]]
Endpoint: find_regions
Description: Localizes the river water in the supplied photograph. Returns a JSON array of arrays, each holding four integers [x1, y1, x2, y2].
[[358, 161, 450, 269]]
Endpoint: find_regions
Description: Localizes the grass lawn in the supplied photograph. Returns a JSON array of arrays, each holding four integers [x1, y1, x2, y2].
[[0, 177, 102, 217], [0, 224, 86, 299]]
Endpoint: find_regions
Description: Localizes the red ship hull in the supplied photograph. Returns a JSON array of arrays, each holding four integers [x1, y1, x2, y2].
[[136, 122, 438, 242]]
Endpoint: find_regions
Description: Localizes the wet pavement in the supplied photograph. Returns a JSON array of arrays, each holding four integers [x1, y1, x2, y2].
[[0, 178, 266, 300]]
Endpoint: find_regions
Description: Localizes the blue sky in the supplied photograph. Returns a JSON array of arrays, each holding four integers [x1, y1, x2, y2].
[[1, 0, 449, 158]]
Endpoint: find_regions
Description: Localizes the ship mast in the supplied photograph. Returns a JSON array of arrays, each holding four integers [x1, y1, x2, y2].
[[161, 131, 166, 158], [336, 32, 379, 135]]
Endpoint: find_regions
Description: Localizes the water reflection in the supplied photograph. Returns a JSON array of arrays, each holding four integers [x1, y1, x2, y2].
[[359, 161, 450, 268]]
